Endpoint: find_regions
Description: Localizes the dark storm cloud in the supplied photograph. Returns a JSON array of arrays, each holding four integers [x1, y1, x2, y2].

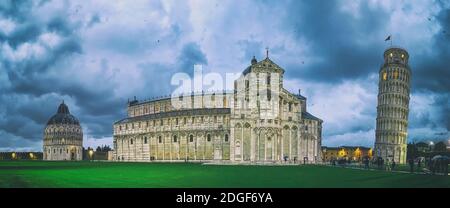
[[407, 6, 450, 134], [178, 42, 208, 73], [431, 94, 450, 130], [0, 1, 33, 20], [237, 40, 263, 62], [87, 13, 101, 28], [272, 0, 449, 142], [0, 0, 116, 144], [136, 41, 209, 99], [413, 7, 450, 93], [280, 0, 388, 82]]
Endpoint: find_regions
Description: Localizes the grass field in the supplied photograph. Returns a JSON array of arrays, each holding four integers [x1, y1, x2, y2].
[[0, 161, 449, 188]]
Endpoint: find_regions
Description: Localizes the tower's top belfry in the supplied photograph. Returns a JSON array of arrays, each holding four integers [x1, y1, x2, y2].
[[382, 47, 410, 66]]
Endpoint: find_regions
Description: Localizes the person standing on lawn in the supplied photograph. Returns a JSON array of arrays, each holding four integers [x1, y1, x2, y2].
[[385, 158, 391, 171], [409, 158, 414, 173], [391, 160, 396, 171]]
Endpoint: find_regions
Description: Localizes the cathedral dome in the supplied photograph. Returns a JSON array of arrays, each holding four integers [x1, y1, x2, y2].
[[46, 101, 80, 126]]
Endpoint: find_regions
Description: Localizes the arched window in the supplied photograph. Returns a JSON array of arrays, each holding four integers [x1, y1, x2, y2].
[[225, 134, 229, 142], [207, 134, 211, 142], [144, 137, 148, 144], [158, 136, 162, 143], [173, 135, 177, 143], [189, 135, 194, 142], [130, 139, 133, 144]]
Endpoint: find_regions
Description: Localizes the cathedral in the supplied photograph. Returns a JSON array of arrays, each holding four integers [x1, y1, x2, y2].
[[112, 55, 323, 163]]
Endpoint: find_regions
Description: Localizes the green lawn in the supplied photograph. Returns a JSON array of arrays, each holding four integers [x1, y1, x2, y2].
[[0, 161, 448, 188]]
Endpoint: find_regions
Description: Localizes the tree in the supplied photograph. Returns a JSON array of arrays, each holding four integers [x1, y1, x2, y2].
[[407, 143, 418, 159], [434, 141, 447, 152]]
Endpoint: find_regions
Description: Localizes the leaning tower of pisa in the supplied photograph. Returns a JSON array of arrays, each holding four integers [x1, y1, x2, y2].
[[374, 47, 411, 164]]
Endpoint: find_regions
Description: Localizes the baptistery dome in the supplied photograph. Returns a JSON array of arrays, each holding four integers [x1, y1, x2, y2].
[[46, 102, 80, 125], [43, 101, 83, 161]]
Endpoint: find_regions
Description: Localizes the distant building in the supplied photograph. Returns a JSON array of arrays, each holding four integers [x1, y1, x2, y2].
[[415, 142, 431, 153], [0, 152, 43, 160], [82, 148, 117, 161], [321, 146, 372, 162], [43, 101, 83, 160]]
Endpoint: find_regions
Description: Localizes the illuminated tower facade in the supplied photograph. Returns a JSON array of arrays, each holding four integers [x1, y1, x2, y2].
[[374, 47, 411, 164]]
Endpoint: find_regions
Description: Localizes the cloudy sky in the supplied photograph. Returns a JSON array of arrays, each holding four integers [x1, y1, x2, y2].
[[0, 0, 449, 151]]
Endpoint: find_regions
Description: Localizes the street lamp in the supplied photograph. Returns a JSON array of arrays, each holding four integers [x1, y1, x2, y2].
[[89, 150, 94, 161]]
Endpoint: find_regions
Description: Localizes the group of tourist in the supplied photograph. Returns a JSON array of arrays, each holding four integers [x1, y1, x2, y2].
[[329, 156, 449, 176], [372, 157, 396, 171]]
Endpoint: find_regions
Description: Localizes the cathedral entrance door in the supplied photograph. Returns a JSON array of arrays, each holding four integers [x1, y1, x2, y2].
[[214, 148, 221, 160], [70, 149, 75, 160]]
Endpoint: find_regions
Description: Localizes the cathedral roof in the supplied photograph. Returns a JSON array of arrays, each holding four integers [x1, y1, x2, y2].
[[46, 102, 80, 126], [242, 57, 285, 75], [302, 112, 322, 122], [295, 94, 306, 100]]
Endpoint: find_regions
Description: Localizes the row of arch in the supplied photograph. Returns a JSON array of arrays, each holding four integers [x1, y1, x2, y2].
[[374, 145, 407, 164], [45, 125, 82, 135], [376, 132, 407, 144], [376, 119, 408, 132], [378, 93, 409, 106], [379, 80, 409, 94], [380, 67, 410, 83], [233, 123, 318, 162], [377, 106, 409, 119], [43, 146, 82, 160], [44, 137, 83, 146], [117, 115, 229, 132], [114, 131, 230, 161]]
